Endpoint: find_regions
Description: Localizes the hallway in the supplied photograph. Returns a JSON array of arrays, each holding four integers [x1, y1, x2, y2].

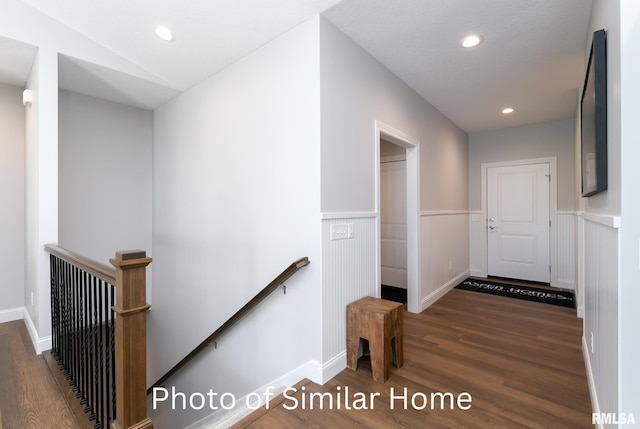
[[1, 285, 592, 428], [233, 288, 592, 428]]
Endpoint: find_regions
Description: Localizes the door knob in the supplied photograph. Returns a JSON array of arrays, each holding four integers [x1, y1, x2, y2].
[[489, 225, 497, 230]]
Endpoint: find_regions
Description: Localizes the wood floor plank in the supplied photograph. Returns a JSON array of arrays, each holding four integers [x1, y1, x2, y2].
[[233, 286, 593, 429], [0, 321, 77, 429]]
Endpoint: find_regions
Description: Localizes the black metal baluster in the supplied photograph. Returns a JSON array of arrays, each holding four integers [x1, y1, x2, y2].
[[50, 255, 58, 358], [55, 257, 63, 364], [71, 265, 78, 392], [104, 282, 112, 426], [75, 266, 81, 395], [80, 272, 89, 409], [57, 259, 64, 368], [95, 280, 104, 429], [85, 274, 94, 418], [77, 270, 86, 403], [62, 260, 70, 379], [110, 284, 116, 422], [55, 256, 62, 359], [89, 276, 98, 423]]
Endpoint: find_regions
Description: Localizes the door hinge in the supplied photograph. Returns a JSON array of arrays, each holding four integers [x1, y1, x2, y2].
[[549, 220, 551, 227], [549, 265, 551, 272]]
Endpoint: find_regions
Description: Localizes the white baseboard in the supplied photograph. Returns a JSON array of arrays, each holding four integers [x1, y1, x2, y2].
[[312, 351, 346, 385], [23, 309, 52, 355], [469, 269, 485, 278], [553, 279, 575, 290], [0, 306, 25, 324], [185, 357, 338, 429], [583, 335, 600, 428], [421, 270, 469, 312]]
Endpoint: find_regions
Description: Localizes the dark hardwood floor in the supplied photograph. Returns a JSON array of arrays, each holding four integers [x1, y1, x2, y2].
[[233, 288, 592, 429], [0, 320, 77, 429], [1, 281, 591, 428]]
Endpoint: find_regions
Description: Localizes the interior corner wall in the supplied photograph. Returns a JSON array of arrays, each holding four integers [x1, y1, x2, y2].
[[319, 17, 469, 364], [23, 47, 59, 351], [58, 90, 153, 267], [149, 17, 322, 429], [578, 0, 622, 421], [0, 83, 26, 314]]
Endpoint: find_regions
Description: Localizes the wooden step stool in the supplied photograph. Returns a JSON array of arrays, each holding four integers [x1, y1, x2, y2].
[[346, 296, 403, 382]]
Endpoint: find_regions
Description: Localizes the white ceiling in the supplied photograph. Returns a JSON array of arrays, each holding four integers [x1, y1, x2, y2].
[[5, 0, 593, 133], [323, 0, 593, 133], [18, 0, 343, 90]]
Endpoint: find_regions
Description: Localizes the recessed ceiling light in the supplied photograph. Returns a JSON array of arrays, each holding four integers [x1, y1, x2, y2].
[[502, 107, 514, 114], [461, 35, 482, 48], [155, 25, 174, 42]]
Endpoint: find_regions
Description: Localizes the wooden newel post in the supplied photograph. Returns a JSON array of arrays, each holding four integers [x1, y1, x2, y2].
[[110, 250, 153, 429]]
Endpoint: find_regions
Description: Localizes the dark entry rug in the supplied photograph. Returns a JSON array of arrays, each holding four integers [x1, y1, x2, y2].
[[454, 278, 575, 308], [381, 285, 407, 304]]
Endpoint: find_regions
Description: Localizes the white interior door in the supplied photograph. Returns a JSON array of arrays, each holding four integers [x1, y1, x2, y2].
[[380, 158, 407, 289], [487, 163, 550, 283]]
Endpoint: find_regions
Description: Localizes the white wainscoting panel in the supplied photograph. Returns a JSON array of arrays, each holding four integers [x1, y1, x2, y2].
[[469, 211, 486, 277], [582, 214, 620, 420], [421, 211, 470, 311], [556, 212, 576, 289], [321, 215, 378, 363]]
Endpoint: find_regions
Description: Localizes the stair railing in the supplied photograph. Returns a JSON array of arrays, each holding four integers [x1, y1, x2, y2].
[[46, 244, 152, 429], [147, 256, 310, 395]]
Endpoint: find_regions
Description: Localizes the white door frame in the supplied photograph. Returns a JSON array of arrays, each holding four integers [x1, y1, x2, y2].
[[374, 121, 421, 313], [480, 157, 559, 286]]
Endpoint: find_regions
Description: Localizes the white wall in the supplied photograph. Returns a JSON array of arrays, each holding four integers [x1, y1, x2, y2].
[[469, 119, 576, 211], [0, 83, 25, 315], [149, 18, 322, 429], [58, 90, 152, 266], [618, 0, 640, 422], [319, 18, 469, 366], [24, 48, 58, 351], [320, 19, 468, 213], [577, 0, 626, 424]]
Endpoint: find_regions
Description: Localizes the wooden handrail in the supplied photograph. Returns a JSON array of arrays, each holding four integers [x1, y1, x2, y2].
[[45, 243, 116, 285], [147, 256, 310, 395]]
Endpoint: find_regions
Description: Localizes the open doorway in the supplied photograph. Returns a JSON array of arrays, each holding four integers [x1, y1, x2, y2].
[[380, 139, 408, 303], [375, 121, 420, 313]]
